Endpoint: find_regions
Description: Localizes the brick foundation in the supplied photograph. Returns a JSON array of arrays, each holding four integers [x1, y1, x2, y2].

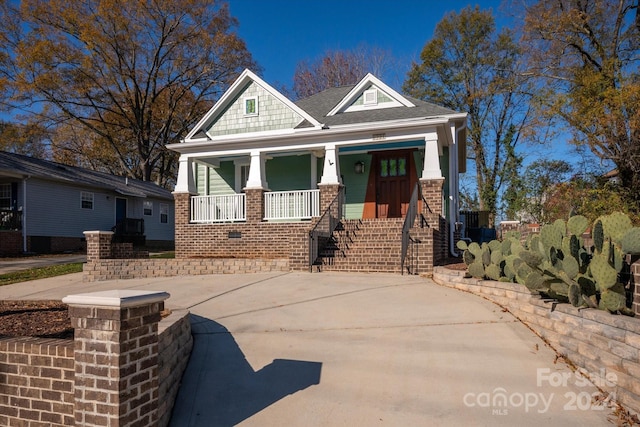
[[0, 230, 21, 256]]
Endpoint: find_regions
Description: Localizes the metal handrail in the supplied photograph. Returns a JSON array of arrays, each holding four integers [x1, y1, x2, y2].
[[401, 183, 431, 274], [308, 187, 345, 271]]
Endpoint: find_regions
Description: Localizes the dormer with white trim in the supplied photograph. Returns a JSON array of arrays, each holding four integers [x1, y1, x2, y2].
[[326, 73, 415, 116]]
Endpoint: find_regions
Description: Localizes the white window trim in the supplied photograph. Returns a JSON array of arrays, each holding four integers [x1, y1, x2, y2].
[[0, 183, 10, 209], [159, 203, 169, 224], [243, 95, 259, 116], [81, 191, 94, 210], [143, 200, 153, 216]]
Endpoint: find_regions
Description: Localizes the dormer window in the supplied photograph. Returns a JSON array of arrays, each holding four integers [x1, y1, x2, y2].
[[244, 96, 258, 116], [363, 89, 378, 106]]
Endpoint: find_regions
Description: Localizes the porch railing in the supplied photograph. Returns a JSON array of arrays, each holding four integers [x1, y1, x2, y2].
[[309, 187, 345, 271], [401, 183, 430, 275], [112, 218, 145, 245], [191, 194, 246, 223], [264, 189, 320, 221], [0, 209, 22, 230]]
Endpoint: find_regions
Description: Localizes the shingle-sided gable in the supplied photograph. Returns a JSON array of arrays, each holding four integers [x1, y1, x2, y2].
[[184, 69, 321, 142], [326, 74, 415, 117], [205, 81, 308, 137]]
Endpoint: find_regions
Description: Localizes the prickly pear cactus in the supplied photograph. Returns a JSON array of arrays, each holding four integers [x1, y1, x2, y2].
[[593, 220, 604, 253], [590, 254, 618, 290], [599, 283, 627, 313], [567, 215, 589, 236], [621, 228, 640, 254], [458, 212, 637, 316], [468, 260, 486, 279]]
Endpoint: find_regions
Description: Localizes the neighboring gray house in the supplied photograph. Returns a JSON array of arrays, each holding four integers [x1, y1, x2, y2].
[[0, 151, 174, 255]]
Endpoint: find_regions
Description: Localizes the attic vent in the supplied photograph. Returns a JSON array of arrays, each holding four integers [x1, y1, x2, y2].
[[363, 89, 377, 105]]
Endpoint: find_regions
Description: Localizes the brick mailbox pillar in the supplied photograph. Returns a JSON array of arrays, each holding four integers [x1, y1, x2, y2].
[[63, 290, 170, 426], [84, 231, 114, 261]]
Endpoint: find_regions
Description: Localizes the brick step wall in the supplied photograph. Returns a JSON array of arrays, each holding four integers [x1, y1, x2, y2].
[[318, 218, 404, 273]]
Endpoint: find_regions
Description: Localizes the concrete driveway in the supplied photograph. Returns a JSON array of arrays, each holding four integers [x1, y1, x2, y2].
[[0, 271, 614, 426]]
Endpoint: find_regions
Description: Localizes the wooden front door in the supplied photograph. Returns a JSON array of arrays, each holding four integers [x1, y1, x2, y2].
[[374, 151, 412, 218]]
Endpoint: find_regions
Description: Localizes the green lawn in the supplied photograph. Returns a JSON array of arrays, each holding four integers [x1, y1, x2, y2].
[[0, 251, 174, 286], [0, 263, 84, 287]]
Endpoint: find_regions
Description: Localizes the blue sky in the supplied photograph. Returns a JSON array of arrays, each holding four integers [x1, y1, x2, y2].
[[229, 0, 507, 90]]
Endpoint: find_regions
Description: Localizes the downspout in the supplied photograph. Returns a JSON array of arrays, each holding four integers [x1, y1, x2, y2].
[[22, 176, 29, 253], [449, 123, 466, 257]]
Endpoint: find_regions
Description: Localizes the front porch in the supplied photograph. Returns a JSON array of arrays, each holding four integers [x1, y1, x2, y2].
[[174, 178, 448, 275]]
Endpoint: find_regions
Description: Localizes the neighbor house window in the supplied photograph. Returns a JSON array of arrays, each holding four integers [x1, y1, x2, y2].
[[81, 191, 94, 209], [244, 96, 258, 116], [160, 203, 168, 224], [0, 183, 10, 209], [143, 200, 153, 216]]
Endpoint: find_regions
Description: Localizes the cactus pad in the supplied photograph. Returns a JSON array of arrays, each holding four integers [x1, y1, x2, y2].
[[456, 240, 469, 251], [524, 271, 546, 291], [621, 227, 640, 254], [486, 263, 502, 281], [567, 215, 589, 236], [568, 283, 581, 307], [599, 284, 627, 313], [601, 212, 632, 244], [593, 220, 604, 253], [519, 250, 543, 268], [463, 249, 475, 266], [590, 254, 617, 290], [468, 261, 486, 279]]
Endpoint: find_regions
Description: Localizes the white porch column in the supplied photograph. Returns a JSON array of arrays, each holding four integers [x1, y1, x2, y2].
[[421, 132, 442, 179], [245, 150, 268, 189], [320, 144, 341, 185], [174, 155, 197, 193]]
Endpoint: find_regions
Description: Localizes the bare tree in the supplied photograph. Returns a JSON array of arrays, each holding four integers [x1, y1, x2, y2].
[[292, 45, 394, 99]]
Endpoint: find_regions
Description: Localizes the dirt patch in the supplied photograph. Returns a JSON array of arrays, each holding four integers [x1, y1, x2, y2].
[[0, 300, 172, 340], [442, 257, 467, 271], [0, 300, 73, 339]]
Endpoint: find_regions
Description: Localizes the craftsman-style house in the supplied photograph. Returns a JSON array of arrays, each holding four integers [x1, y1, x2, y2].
[[168, 70, 466, 273]]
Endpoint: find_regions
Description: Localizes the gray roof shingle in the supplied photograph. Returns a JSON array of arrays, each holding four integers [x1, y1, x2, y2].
[[294, 85, 461, 128], [0, 151, 173, 200]]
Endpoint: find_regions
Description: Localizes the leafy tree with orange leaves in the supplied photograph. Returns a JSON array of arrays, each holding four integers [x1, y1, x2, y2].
[[521, 0, 640, 212], [0, 0, 258, 187]]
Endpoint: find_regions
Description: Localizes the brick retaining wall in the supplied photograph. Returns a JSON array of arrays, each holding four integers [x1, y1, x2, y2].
[[0, 337, 75, 426], [433, 266, 640, 415], [83, 257, 290, 281], [158, 309, 193, 427], [0, 297, 192, 426]]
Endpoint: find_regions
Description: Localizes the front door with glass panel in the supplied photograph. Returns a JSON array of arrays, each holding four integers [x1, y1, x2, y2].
[[375, 151, 411, 218]]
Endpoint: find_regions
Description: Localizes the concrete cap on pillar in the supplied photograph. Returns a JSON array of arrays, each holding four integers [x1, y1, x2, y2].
[[63, 289, 170, 308]]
